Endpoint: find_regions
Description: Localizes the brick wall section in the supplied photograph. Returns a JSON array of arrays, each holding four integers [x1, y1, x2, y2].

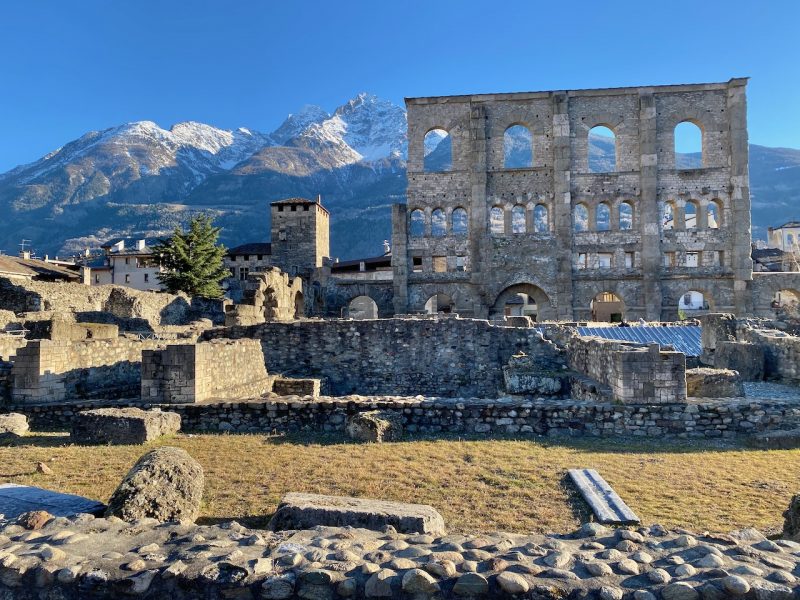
[[203, 317, 567, 397], [11, 338, 168, 403], [142, 339, 272, 403], [12, 396, 800, 439]]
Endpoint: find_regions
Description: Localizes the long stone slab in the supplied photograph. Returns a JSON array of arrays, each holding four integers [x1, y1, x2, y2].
[[269, 492, 446, 535], [0, 483, 106, 520], [568, 469, 640, 525]]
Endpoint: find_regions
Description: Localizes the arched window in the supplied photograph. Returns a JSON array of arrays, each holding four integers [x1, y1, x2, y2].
[[596, 202, 611, 231], [452, 207, 468, 235], [573, 204, 589, 232], [674, 121, 702, 169], [431, 208, 446, 237], [504, 125, 533, 168], [348, 296, 378, 319], [490, 206, 505, 234], [685, 201, 698, 230], [663, 202, 675, 230], [707, 201, 721, 229], [533, 204, 549, 233], [619, 202, 633, 230], [589, 125, 616, 173], [511, 205, 526, 233], [424, 128, 451, 172], [409, 209, 425, 237]]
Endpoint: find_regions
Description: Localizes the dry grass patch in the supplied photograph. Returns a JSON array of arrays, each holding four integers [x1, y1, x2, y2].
[[0, 432, 797, 535]]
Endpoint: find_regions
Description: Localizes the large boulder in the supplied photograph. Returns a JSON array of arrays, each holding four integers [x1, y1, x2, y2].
[[714, 341, 765, 381], [71, 407, 180, 445], [784, 494, 800, 541], [269, 492, 446, 535], [0, 412, 29, 443], [346, 411, 403, 442], [685, 367, 744, 398], [106, 446, 204, 523]]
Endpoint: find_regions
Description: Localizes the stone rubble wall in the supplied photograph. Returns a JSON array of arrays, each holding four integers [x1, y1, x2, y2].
[[12, 395, 800, 439], [204, 317, 568, 398], [272, 378, 321, 397], [225, 268, 304, 326], [738, 327, 800, 382], [142, 340, 272, 404], [11, 338, 170, 404], [0, 335, 27, 362]]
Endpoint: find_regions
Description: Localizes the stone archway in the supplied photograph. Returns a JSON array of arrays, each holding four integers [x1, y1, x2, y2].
[[293, 291, 304, 319], [491, 283, 553, 321], [424, 293, 454, 314], [347, 295, 379, 319], [591, 291, 626, 323]]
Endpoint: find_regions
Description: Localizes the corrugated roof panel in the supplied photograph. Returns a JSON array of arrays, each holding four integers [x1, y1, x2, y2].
[[575, 326, 701, 357]]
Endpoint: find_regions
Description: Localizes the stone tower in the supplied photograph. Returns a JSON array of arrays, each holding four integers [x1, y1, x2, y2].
[[270, 197, 330, 277]]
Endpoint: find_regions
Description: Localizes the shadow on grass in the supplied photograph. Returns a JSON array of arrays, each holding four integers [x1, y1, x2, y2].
[[559, 472, 594, 525], [1, 433, 70, 449]]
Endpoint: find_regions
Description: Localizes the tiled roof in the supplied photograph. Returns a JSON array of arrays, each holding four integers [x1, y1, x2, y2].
[[331, 253, 391, 271], [227, 242, 272, 256], [0, 256, 35, 277], [0, 256, 79, 280]]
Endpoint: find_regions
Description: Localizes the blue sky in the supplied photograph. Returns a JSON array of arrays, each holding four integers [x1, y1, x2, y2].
[[0, 0, 798, 172]]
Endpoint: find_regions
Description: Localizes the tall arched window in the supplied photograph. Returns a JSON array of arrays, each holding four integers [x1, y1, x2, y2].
[[707, 201, 721, 229], [431, 209, 446, 237], [596, 203, 611, 231], [574, 204, 589, 232], [424, 128, 452, 172], [685, 201, 698, 229], [674, 121, 702, 169], [663, 202, 675, 230], [452, 207, 468, 235], [490, 206, 505, 234], [504, 125, 533, 168], [533, 204, 549, 233], [409, 209, 425, 237], [511, 205, 526, 233], [619, 202, 633, 230], [589, 125, 616, 173]]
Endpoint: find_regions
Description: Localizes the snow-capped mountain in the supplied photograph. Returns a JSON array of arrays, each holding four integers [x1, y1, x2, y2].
[[0, 92, 798, 262]]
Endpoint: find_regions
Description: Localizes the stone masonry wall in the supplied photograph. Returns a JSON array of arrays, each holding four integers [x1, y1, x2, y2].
[[738, 327, 800, 382], [11, 338, 168, 404], [13, 395, 800, 439], [142, 339, 272, 403], [0, 335, 26, 361], [203, 317, 567, 398]]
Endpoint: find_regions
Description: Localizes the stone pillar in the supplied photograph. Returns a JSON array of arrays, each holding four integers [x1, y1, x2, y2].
[[728, 78, 753, 315], [468, 103, 490, 318], [391, 203, 408, 315], [638, 91, 663, 320], [552, 92, 574, 319]]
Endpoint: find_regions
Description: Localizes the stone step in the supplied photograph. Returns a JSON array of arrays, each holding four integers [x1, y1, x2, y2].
[[269, 492, 446, 535], [568, 468, 640, 525]]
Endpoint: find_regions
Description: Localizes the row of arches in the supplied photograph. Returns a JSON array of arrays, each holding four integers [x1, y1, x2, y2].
[[663, 199, 722, 230], [409, 207, 468, 237], [422, 120, 704, 173], [490, 204, 550, 234], [573, 201, 634, 233]]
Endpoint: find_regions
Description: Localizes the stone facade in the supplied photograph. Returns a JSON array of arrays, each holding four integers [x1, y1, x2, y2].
[[225, 268, 304, 325], [204, 317, 567, 398], [393, 79, 753, 321], [141, 339, 272, 404]]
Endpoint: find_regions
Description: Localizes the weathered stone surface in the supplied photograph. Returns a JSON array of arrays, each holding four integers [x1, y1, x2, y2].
[[750, 429, 800, 450], [686, 367, 744, 398], [105, 446, 204, 522], [502, 353, 564, 395], [346, 411, 403, 443], [71, 408, 180, 445], [783, 494, 800, 541], [268, 493, 445, 535], [0, 412, 28, 441], [714, 341, 765, 381]]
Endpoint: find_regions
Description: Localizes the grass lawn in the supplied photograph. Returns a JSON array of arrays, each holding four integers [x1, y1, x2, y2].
[[1, 432, 797, 535]]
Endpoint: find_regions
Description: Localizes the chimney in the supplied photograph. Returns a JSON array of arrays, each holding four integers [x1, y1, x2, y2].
[[113, 240, 125, 252], [316, 194, 322, 205], [20, 250, 31, 260], [136, 239, 146, 251]]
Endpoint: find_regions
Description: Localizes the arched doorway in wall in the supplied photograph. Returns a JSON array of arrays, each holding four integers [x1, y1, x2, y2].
[[293, 291, 305, 319], [424, 293, 454, 314], [491, 283, 552, 322], [590, 292, 625, 323], [347, 295, 379, 319], [677, 290, 710, 319]]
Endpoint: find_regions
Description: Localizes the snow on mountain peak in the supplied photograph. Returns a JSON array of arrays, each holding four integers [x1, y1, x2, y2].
[[271, 104, 330, 145]]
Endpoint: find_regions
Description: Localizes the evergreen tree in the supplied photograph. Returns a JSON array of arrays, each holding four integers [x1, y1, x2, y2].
[[153, 215, 229, 298]]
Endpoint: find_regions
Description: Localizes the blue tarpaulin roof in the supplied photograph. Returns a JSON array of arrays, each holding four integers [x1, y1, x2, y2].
[[576, 326, 701, 357]]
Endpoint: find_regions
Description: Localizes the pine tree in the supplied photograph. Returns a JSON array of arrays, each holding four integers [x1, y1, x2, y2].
[[153, 215, 229, 298]]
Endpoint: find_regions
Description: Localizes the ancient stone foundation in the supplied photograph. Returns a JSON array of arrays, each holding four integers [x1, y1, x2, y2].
[[70, 407, 181, 445]]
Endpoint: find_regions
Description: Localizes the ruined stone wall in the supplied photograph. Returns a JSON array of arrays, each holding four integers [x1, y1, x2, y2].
[[225, 269, 303, 325], [0, 277, 225, 330], [397, 79, 752, 320], [738, 328, 800, 382], [14, 395, 800, 439], [11, 338, 168, 404], [0, 336, 26, 361], [141, 339, 272, 403], [204, 317, 567, 397], [566, 336, 687, 404]]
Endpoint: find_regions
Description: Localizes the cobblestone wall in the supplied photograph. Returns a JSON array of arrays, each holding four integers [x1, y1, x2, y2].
[[204, 317, 567, 397]]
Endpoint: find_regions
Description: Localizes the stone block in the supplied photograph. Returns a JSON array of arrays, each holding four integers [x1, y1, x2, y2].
[[70, 407, 180, 445], [0, 412, 28, 442], [715, 341, 765, 381], [346, 410, 403, 442], [272, 377, 321, 397], [686, 368, 744, 398], [269, 492, 446, 535], [749, 429, 800, 450]]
